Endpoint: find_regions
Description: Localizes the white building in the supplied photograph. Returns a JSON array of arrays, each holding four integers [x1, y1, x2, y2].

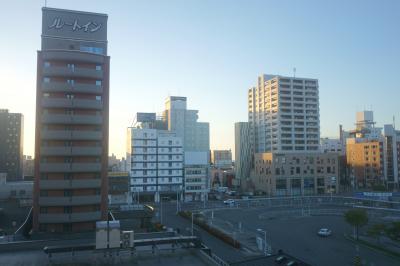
[[127, 113, 183, 202], [164, 96, 210, 152], [320, 138, 344, 154], [234, 122, 252, 182], [248, 74, 320, 153], [184, 151, 210, 201]]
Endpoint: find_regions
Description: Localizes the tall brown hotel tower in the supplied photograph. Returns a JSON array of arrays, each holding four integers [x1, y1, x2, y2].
[[33, 7, 109, 232]]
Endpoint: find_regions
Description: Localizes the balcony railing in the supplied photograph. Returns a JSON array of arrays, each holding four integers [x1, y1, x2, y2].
[[43, 66, 103, 79], [40, 146, 102, 156], [42, 50, 105, 64], [38, 211, 101, 223], [41, 98, 103, 110], [40, 163, 101, 172], [41, 130, 102, 140], [41, 114, 103, 124], [42, 81, 103, 94], [40, 179, 101, 189], [38, 195, 101, 206]]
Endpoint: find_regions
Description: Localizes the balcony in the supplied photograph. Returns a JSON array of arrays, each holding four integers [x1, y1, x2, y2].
[[41, 130, 102, 140], [40, 163, 102, 172], [38, 195, 101, 206], [42, 50, 105, 64], [38, 211, 102, 223], [41, 98, 103, 110], [41, 114, 103, 124], [40, 147, 102, 156], [40, 179, 101, 189], [42, 81, 103, 94], [43, 66, 103, 79]]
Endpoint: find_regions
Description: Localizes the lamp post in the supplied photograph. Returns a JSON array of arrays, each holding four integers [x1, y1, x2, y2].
[[191, 212, 194, 236], [257, 228, 268, 256]]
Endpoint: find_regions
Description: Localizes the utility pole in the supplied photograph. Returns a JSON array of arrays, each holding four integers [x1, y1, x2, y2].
[[191, 212, 194, 236]]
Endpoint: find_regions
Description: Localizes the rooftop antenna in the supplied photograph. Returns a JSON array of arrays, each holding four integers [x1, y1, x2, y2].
[[393, 115, 396, 129], [45, 0, 47, 7], [293, 67, 296, 78]]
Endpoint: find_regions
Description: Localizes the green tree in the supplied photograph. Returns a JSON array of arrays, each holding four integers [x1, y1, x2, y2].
[[385, 221, 400, 241], [344, 209, 368, 240], [367, 223, 386, 243]]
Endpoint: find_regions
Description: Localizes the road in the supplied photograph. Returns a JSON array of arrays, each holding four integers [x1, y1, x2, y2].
[[207, 206, 400, 266]]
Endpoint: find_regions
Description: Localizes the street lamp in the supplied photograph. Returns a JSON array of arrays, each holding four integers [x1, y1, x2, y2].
[[257, 228, 268, 256]]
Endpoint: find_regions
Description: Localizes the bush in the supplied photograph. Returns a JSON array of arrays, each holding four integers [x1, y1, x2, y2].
[[178, 211, 240, 248]]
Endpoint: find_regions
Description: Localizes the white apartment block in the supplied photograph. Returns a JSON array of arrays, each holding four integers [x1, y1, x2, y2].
[[184, 151, 210, 201], [249, 74, 320, 153], [127, 127, 183, 202], [164, 96, 210, 152], [320, 138, 344, 154]]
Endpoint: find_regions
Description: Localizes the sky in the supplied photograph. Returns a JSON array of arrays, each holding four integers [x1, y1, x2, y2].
[[0, 0, 399, 158]]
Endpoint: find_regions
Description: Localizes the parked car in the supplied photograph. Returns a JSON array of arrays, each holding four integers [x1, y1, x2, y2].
[[317, 228, 332, 237], [223, 199, 235, 205], [227, 191, 236, 196], [275, 255, 287, 264], [286, 261, 297, 266]]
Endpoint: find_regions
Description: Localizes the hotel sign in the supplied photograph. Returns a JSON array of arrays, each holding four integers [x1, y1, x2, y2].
[[48, 17, 102, 32], [42, 8, 107, 41]]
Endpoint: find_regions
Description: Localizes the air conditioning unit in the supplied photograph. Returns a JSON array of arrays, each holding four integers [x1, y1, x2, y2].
[[121, 230, 134, 248]]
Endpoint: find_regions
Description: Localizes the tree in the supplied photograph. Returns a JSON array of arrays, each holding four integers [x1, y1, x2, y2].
[[344, 209, 368, 240], [385, 221, 400, 241], [367, 223, 386, 243]]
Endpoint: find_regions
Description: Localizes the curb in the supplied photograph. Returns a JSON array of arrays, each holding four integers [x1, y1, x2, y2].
[[343, 234, 400, 261]]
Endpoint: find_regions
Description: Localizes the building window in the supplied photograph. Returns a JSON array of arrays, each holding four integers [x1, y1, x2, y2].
[[80, 45, 104, 55], [95, 95, 102, 101], [96, 80, 102, 86], [44, 61, 50, 67], [43, 77, 50, 83], [96, 65, 102, 71]]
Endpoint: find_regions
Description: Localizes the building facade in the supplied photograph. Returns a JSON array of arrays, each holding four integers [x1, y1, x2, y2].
[[346, 139, 384, 189], [127, 113, 183, 202], [0, 109, 23, 181], [33, 8, 110, 232], [164, 96, 210, 152], [383, 125, 400, 190], [248, 75, 320, 153], [320, 138, 344, 154], [234, 122, 252, 184], [253, 152, 339, 196], [211, 150, 232, 169], [184, 151, 210, 201]]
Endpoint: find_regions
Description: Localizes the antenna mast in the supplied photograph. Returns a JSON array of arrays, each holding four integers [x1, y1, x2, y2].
[[293, 67, 296, 78]]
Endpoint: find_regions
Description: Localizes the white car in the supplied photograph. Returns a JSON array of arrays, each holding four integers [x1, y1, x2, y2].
[[317, 228, 332, 237], [223, 199, 235, 205]]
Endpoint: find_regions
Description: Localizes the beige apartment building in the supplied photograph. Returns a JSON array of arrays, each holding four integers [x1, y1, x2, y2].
[[252, 152, 339, 196], [346, 139, 384, 189]]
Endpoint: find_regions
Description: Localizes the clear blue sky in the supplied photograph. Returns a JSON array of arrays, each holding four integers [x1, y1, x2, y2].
[[1, 0, 399, 157]]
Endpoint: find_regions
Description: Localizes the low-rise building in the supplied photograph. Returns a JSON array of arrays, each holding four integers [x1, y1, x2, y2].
[[0, 173, 33, 200], [184, 151, 210, 201], [108, 171, 130, 205], [252, 152, 339, 196]]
